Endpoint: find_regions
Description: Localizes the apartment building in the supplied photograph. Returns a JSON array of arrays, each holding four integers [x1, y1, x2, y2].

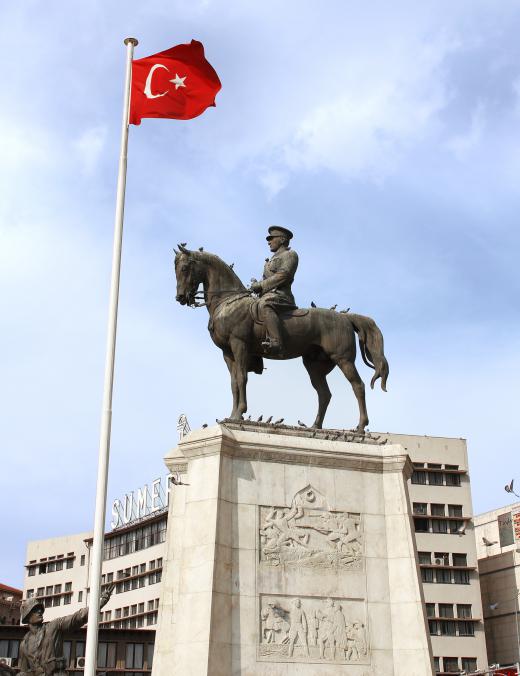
[[474, 502, 520, 669], [20, 433, 487, 674], [385, 433, 488, 675]]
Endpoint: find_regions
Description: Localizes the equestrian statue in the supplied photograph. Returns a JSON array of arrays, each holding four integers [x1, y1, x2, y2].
[[174, 226, 389, 432]]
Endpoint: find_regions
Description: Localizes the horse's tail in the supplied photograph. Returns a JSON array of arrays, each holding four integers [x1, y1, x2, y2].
[[347, 313, 389, 391]]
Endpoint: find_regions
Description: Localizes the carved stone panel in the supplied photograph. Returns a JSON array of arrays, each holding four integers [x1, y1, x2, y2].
[[259, 484, 363, 570], [258, 594, 369, 664]]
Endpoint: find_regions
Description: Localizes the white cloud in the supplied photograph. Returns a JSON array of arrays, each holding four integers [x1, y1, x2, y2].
[[73, 125, 108, 175], [446, 102, 486, 160]]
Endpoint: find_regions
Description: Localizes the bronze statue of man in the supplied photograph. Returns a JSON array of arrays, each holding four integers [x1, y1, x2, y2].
[[250, 225, 298, 354], [18, 584, 114, 675]]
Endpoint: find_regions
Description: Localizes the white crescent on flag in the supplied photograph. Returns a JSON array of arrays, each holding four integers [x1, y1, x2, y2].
[[144, 64, 187, 99]]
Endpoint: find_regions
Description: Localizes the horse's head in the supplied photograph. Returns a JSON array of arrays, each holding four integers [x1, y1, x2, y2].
[[174, 245, 205, 306]]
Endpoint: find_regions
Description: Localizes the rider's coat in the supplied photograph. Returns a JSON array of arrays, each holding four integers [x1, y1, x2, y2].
[[258, 247, 298, 309]]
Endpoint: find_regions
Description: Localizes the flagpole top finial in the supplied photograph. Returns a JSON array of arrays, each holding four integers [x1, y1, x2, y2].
[[124, 37, 138, 46]]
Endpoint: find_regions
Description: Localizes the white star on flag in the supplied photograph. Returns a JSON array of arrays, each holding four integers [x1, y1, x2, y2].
[[170, 74, 187, 90]]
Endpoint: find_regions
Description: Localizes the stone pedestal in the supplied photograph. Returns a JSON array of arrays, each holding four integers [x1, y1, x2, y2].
[[152, 423, 434, 676]]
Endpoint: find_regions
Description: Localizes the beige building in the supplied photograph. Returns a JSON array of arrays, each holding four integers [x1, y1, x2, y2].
[[474, 502, 520, 669], [385, 433, 488, 675], [22, 433, 487, 674]]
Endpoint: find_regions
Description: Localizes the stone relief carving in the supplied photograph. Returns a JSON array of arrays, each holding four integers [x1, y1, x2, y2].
[[259, 485, 362, 569], [258, 595, 369, 664]]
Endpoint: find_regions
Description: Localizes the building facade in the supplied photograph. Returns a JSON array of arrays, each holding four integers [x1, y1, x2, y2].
[[0, 584, 22, 627], [20, 433, 487, 674], [385, 433, 488, 675], [474, 501, 520, 669]]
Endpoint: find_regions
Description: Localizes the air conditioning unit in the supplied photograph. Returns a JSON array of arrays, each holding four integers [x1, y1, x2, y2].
[[434, 557, 444, 565], [0, 658, 14, 667], [76, 656, 86, 668]]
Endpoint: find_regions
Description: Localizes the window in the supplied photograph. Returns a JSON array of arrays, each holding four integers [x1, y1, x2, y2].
[[107, 572, 113, 583], [433, 657, 440, 673], [434, 552, 449, 566], [0, 639, 20, 659], [37, 588, 44, 597], [63, 594, 72, 605], [146, 611, 158, 625], [453, 569, 470, 584], [431, 504, 445, 517], [131, 605, 137, 616], [413, 503, 427, 515], [427, 463, 441, 469], [63, 641, 72, 667], [126, 643, 144, 669], [421, 568, 434, 583], [47, 561, 56, 573], [438, 604, 454, 618], [148, 600, 154, 611], [418, 551, 431, 565], [445, 473, 461, 487], [46, 586, 53, 595], [103, 517, 167, 560], [457, 604, 472, 618], [52, 596, 61, 607], [78, 591, 83, 602], [157, 557, 163, 568], [97, 642, 117, 668], [80, 555, 85, 566], [54, 584, 62, 594], [414, 518, 428, 533], [411, 470, 427, 484], [458, 621, 475, 636], [140, 563, 146, 573], [461, 658, 477, 671], [431, 519, 448, 534], [428, 620, 440, 636], [75, 641, 85, 659], [440, 621, 456, 636], [44, 597, 52, 607], [27, 590, 34, 599], [443, 657, 459, 672], [139, 576, 145, 589], [65, 582, 72, 592], [132, 565, 139, 576], [452, 553, 467, 567], [426, 604, 435, 618], [147, 643, 154, 669], [55, 560, 63, 571], [28, 566, 36, 577], [436, 568, 451, 584], [149, 560, 156, 570], [115, 608, 122, 619], [138, 603, 144, 614], [66, 555, 74, 569], [448, 504, 463, 518], [149, 570, 162, 585], [123, 607, 130, 617], [429, 472, 444, 486], [39, 564, 47, 574]]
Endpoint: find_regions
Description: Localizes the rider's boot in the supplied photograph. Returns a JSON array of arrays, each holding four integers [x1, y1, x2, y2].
[[261, 307, 283, 355]]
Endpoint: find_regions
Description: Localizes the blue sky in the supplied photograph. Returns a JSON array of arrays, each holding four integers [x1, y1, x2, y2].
[[1, 1, 519, 587]]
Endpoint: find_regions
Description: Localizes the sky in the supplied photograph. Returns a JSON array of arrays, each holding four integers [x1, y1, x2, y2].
[[1, 0, 519, 588]]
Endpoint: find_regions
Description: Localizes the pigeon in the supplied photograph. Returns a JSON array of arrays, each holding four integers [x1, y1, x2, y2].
[[311, 301, 317, 308], [257, 414, 263, 422], [482, 537, 497, 546], [265, 416, 273, 424], [198, 247, 204, 251], [171, 471, 190, 486], [180, 242, 187, 247], [456, 523, 466, 536], [274, 418, 284, 425], [298, 420, 307, 427], [330, 304, 337, 311], [202, 423, 208, 428], [340, 308, 351, 313], [247, 415, 252, 420], [229, 263, 235, 269], [505, 479, 520, 497]]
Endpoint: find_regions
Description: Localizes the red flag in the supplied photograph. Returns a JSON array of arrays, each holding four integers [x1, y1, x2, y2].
[[129, 40, 221, 125]]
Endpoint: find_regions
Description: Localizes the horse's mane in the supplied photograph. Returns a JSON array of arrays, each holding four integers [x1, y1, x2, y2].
[[176, 249, 247, 291]]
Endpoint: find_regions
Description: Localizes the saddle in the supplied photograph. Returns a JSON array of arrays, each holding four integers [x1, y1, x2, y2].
[[250, 300, 309, 325]]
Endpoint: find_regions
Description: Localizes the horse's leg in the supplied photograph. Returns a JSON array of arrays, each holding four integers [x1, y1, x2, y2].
[[302, 355, 335, 429], [334, 358, 369, 433], [223, 351, 240, 420], [229, 337, 249, 420]]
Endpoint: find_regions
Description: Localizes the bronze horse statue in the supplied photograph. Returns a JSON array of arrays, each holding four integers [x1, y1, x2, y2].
[[174, 245, 389, 432]]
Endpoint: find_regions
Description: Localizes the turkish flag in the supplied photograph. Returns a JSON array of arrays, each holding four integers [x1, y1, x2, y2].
[[129, 40, 221, 125]]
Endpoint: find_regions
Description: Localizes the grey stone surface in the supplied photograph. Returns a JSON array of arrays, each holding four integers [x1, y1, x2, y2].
[[152, 424, 434, 676]]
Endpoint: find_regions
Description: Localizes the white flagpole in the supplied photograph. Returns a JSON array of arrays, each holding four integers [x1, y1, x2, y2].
[[84, 36, 138, 676]]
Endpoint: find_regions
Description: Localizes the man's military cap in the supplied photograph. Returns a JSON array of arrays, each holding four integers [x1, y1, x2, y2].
[[266, 225, 293, 241], [21, 598, 45, 624]]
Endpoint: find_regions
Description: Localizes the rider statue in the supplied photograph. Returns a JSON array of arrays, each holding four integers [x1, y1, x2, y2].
[[250, 226, 298, 354]]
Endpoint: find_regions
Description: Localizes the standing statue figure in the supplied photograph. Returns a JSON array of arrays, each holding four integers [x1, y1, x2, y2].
[[287, 598, 309, 657], [18, 584, 114, 675], [250, 226, 298, 354]]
